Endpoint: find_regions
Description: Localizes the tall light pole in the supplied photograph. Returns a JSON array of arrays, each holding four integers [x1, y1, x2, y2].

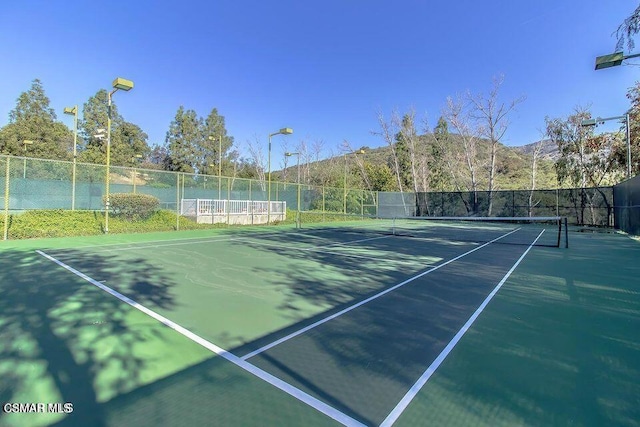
[[105, 77, 134, 234], [267, 128, 293, 224], [63, 106, 78, 209], [22, 140, 34, 179], [285, 151, 300, 214], [581, 114, 632, 179], [343, 149, 365, 214], [208, 135, 223, 198]]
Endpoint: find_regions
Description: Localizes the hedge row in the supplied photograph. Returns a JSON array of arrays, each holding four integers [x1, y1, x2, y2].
[[0, 208, 299, 240]]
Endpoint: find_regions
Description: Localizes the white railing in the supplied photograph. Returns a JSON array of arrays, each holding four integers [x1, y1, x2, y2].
[[180, 199, 286, 224]]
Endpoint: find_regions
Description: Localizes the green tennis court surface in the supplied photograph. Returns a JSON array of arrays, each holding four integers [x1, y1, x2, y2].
[[1, 222, 639, 426]]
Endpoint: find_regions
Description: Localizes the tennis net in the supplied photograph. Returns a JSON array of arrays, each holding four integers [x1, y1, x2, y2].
[[297, 213, 569, 248]]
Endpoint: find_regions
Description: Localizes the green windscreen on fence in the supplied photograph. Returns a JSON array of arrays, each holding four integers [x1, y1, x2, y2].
[[614, 175, 640, 235], [415, 188, 613, 227], [3, 154, 636, 235]]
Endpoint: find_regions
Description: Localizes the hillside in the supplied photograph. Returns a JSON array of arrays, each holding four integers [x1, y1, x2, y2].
[[280, 134, 559, 191], [512, 139, 560, 160]]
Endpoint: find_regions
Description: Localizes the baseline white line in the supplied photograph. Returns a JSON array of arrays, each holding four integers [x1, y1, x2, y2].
[[36, 250, 366, 427], [240, 228, 521, 360], [85, 231, 293, 253], [58, 229, 289, 250], [379, 229, 545, 427], [84, 232, 390, 254]]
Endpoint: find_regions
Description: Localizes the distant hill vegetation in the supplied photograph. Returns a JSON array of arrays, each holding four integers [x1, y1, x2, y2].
[[280, 134, 560, 192]]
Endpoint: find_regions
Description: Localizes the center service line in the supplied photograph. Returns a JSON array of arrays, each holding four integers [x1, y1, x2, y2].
[[379, 229, 545, 427], [36, 250, 365, 427], [241, 228, 521, 360]]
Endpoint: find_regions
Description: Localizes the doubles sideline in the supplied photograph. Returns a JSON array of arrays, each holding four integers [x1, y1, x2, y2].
[[380, 229, 545, 426]]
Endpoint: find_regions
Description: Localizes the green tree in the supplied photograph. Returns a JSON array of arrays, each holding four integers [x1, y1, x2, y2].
[[546, 106, 623, 188], [164, 106, 202, 173], [363, 161, 395, 191], [430, 116, 452, 190], [200, 108, 235, 175], [0, 79, 71, 159], [78, 90, 150, 166], [624, 81, 640, 175]]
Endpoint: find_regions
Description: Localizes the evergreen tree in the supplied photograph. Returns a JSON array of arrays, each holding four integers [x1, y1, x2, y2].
[[78, 89, 150, 166], [430, 116, 451, 190], [0, 79, 71, 159], [199, 108, 235, 175], [164, 106, 202, 173]]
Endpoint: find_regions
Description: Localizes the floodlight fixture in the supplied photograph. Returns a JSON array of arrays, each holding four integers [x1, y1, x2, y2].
[[112, 77, 134, 91], [595, 51, 640, 70], [267, 127, 294, 224]]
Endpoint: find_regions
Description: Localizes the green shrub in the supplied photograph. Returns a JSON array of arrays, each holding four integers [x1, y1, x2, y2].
[[105, 193, 160, 220]]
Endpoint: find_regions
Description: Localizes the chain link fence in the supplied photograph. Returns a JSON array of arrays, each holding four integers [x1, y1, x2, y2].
[[414, 188, 614, 227], [3, 155, 639, 238]]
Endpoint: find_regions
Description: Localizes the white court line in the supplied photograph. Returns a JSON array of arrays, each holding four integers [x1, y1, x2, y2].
[[241, 228, 520, 360], [379, 229, 545, 427], [57, 229, 287, 250], [89, 233, 392, 254], [81, 231, 292, 253], [36, 250, 366, 427]]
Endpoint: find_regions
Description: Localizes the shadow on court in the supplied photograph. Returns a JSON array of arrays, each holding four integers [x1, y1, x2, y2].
[[1, 229, 639, 426], [391, 234, 640, 427], [0, 248, 178, 427]]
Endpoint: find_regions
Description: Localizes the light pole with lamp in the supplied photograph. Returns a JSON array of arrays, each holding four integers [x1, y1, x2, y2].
[[267, 128, 293, 224], [22, 140, 34, 179], [594, 51, 640, 70], [104, 77, 134, 234], [285, 151, 301, 220], [63, 106, 78, 209], [581, 114, 632, 179], [343, 149, 365, 214], [208, 135, 223, 198]]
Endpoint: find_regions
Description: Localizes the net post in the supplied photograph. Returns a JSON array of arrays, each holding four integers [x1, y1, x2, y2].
[[564, 217, 569, 248], [557, 217, 561, 248]]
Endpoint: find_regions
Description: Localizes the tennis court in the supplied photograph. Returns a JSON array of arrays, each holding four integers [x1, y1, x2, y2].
[[1, 218, 639, 426]]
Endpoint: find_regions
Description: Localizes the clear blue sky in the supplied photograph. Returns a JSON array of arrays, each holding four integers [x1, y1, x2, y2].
[[0, 0, 637, 162]]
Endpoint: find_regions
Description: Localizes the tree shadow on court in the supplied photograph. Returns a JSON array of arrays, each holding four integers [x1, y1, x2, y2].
[[0, 247, 178, 427], [390, 235, 640, 426], [230, 230, 640, 426], [232, 232, 531, 424], [239, 229, 470, 312]]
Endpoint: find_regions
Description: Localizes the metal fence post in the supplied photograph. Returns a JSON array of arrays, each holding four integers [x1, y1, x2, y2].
[[176, 173, 180, 231], [3, 156, 10, 240]]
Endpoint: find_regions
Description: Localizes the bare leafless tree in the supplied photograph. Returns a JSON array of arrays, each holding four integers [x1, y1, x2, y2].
[[444, 95, 481, 214], [374, 109, 403, 192], [395, 108, 421, 193], [528, 135, 546, 216], [279, 138, 291, 183], [309, 138, 326, 185], [468, 75, 525, 215], [246, 135, 266, 191]]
